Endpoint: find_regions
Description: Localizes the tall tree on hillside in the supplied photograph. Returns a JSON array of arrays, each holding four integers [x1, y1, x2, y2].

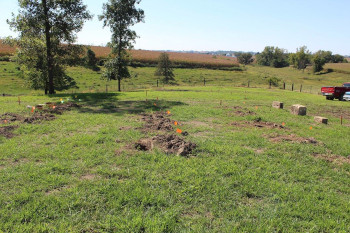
[[99, 0, 145, 92], [155, 53, 175, 84], [289, 46, 312, 71], [7, 0, 92, 94]]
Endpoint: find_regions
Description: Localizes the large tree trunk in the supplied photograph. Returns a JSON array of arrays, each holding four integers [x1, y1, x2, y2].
[[42, 0, 54, 94]]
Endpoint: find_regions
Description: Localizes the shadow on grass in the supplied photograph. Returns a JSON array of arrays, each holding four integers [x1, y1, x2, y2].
[[50, 93, 186, 115]]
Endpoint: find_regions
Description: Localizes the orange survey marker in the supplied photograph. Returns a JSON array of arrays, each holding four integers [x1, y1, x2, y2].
[[174, 121, 178, 126], [52, 105, 56, 109], [176, 129, 182, 134], [4, 120, 8, 124], [167, 110, 171, 115], [31, 106, 35, 113], [309, 126, 313, 130], [282, 122, 286, 126]]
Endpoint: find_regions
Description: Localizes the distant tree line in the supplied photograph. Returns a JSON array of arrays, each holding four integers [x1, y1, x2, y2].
[[252, 46, 348, 73]]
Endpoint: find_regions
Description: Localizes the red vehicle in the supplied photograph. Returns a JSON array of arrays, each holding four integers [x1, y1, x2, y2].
[[321, 83, 350, 100]]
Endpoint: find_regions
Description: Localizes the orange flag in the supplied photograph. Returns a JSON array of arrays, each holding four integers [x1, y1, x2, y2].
[[309, 126, 313, 130], [176, 129, 182, 134], [167, 110, 171, 115], [31, 107, 35, 113], [174, 121, 178, 126], [282, 122, 285, 126]]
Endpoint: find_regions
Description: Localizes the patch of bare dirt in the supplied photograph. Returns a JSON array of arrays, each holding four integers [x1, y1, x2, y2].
[[23, 113, 56, 124], [265, 134, 319, 144], [227, 106, 256, 117], [312, 153, 350, 165], [140, 112, 174, 131], [231, 119, 287, 130], [0, 113, 24, 123], [119, 126, 134, 131], [0, 125, 18, 138], [80, 174, 98, 181], [45, 185, 70, 195], [135, 134, 197, 156]]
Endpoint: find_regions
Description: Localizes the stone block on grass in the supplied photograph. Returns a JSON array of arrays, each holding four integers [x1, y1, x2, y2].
[[272, 101, 284, 109], [291, 104, 307, 116], [314, 116, 328, 124]]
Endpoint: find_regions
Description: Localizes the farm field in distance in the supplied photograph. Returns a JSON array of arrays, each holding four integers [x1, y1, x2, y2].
[[1, 60, 350, 231]]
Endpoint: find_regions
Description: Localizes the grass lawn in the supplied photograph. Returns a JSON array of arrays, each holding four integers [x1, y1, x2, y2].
[[0, 84, 349, 232]]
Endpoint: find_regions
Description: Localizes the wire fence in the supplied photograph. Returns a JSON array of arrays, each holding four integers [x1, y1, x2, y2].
[[67, 79, 323, 96]]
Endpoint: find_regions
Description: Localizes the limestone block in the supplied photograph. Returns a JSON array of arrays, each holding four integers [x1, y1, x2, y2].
[[272, 101, 284, 109], [314, 116, 328, 124], [291, 104, 307, 116]]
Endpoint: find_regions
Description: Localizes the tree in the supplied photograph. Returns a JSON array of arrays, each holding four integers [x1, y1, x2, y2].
[[99, 0, 145, 92], [236, 52, 254, 65], [85, 48, 100, 71], [7, 0, 92, 94], [312, 53, 326, 73], [155, 53, 175, 84], [289, 46, 312, 71], [256, 46, 289, 68]]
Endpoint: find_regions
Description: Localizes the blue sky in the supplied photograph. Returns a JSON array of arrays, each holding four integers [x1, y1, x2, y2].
[[1, 0, 350, 55]]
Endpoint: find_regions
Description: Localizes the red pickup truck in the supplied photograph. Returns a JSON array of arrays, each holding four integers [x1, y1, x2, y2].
[[321, 83, 350, 100]]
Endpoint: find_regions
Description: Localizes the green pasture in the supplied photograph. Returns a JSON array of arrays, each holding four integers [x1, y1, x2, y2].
[[1, 61, 350, 96], [0, 79, 349, 231]]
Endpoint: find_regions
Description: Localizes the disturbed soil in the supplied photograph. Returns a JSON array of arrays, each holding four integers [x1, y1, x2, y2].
[[230, 119, 287, 130], [0, 125, 18, 138], [23, 113, 56, 124], [265, 134, 318, 144], [140, 112, 174, 131], [43, 103, 81, 115], [228, 106, 256, 117], [0, 113, 24, 123], [312, 153, 350, 165], [0, 102, 81, 138], [135, 134, 196, 156], [133, 112, 196, 156]]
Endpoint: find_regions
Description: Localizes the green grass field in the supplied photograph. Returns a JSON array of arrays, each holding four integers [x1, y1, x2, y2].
[[0, 61, 350, 232], [1, 61, 350, 95]]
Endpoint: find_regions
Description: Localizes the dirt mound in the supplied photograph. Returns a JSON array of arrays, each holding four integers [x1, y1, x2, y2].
[[153, 134, 196, 156], [135, 134, 196, 156], [23, 113, 56, 124], [0, 125, 18, 138], [265, 134, 318, 144], [141, 112, 174, 131], [0, 113, 23, 122]]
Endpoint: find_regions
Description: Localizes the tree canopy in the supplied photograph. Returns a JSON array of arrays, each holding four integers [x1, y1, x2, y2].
[[289, 46, 312, 70], [235, 52, 254, 65], [99, 0, 145, 92], [7, 0, 92, 94], [256, 46, 289, 68], [155, 52, 175, 84]]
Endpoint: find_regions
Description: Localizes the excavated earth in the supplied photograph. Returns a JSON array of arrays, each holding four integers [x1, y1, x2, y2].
[[134, 112, 196, 156], [140, 112, 174, 131], [135, 134, 197, 156]]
